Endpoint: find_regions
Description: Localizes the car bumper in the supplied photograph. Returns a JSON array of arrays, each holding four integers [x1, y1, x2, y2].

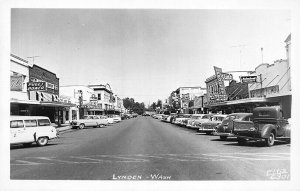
[[213, 132, 235, 137]]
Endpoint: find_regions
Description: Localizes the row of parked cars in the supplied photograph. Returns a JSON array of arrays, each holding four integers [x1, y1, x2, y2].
[[70, 115, 122, 129], [152, 106, 291, 147]]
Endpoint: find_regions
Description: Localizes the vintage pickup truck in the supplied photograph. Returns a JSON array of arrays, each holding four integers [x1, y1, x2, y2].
[[233, 106, 291, 147]]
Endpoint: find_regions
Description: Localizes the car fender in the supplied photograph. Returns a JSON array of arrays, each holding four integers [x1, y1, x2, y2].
[[260, 124, 276, 138]]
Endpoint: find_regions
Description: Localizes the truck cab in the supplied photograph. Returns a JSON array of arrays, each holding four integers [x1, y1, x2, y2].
[[233, 106, 290, 146]]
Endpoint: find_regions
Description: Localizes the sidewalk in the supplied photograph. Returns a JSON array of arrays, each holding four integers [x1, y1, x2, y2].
[[51, 123, 73, 132]]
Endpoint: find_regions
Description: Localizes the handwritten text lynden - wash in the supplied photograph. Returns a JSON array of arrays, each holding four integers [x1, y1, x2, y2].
[[112, 173, 171, 180]]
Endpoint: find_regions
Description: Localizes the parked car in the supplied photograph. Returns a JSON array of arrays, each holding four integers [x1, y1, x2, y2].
[[10, 116, 58, 146], [190, 114, 214, 130], [199, 114, 228, 135], [70, 115, 108, 129], [234, 106, 290, 146], [161, 114, 170, 122], [107, 115, 122, 123], [186, 114, 205, 128], [213, 113, 253, 140], [174, 114, 191, 126], [166, 113, 177, 123]]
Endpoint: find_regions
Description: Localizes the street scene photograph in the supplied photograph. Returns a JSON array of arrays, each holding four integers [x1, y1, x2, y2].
[[3, 5, 298, 189]]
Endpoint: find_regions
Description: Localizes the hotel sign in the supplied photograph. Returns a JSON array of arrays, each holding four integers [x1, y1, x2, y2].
[[27, 82, 46, 91]]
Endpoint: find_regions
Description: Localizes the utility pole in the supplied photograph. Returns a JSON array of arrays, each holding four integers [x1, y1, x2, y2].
[[231, 44, 247, 68], [27, 56, 40, 65]]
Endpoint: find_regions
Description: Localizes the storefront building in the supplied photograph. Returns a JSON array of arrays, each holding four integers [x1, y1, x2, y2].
[[10, 54, 74, 126], [88, 84, 115, 115], [174, 86, 206, 114], [205, 34, 291, 118], [60, 85, 102, 118]]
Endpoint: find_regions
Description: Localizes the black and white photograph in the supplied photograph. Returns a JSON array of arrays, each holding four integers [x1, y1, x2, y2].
[[1, 0, 300, 190]]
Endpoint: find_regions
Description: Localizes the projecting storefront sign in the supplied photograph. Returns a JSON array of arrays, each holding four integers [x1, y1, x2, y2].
[[240, 76, 257, 83], [213, 66, 228, 102], [27, 82, 46, 91]]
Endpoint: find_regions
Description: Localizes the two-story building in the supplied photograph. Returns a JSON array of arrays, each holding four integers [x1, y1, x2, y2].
[[11, 54, 74, 126]]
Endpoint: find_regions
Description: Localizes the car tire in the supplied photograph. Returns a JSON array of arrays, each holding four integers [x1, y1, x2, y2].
[[220, 136, 227, 140], [265, 132, 275, 147], [99, 124, 104, 128], [79, 123, 85, 129], [36, 137, 48, 146]]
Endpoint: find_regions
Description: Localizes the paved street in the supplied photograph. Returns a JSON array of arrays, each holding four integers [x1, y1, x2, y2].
[[11, 117, 290, 180]]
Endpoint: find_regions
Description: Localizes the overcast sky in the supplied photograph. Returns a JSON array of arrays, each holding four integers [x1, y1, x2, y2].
[[11, 9, 291, 105]]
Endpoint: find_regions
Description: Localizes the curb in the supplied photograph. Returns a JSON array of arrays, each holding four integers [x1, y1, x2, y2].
[[56, 126, 73, 132]]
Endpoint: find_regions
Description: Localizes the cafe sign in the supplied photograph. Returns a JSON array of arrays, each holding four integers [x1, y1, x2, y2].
[[27, 82, 46, 91]]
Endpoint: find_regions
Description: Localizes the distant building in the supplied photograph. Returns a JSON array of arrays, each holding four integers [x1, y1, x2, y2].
[[174, 86, 206, 114]]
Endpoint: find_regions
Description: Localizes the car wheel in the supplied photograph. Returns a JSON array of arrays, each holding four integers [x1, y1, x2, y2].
[[220, 136, 227, 141], [79, 123, 85, 129], [265, 132, 275, 147], [99, 124, 104, 128], [36, 137, 48, 146], [237, 138, 246, 146]]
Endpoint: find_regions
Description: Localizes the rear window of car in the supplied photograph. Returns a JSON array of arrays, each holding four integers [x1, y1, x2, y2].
[[38, 119, 51, 126], [10, 120, 24, 128], [202, 115, 210, 119], [24, 120, 37, 127]]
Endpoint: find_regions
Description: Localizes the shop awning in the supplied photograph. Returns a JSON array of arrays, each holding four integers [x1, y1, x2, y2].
[[88, 108, 104, 111], [40, 101, 76, 107], [207, 97, 273, 107], [10, 98, 40, 105]]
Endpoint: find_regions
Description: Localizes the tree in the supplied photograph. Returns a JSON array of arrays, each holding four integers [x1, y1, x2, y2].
[[122, 97, 145, 115]]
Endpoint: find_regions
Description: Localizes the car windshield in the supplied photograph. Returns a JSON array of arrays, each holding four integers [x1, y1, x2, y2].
[[202, 115, 210, 119], [191, 116, 200, 119]]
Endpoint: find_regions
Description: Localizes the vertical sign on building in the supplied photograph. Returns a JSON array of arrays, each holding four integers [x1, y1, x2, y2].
[[214, 66, 227, 102]]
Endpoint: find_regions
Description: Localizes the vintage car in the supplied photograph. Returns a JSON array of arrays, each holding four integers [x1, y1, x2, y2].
[[70, 115, 108, 129], [165, 113, 177, 123], [198, 114, 228, 135], [190, 114, 214, 130], [10, 116, 58, 146], [213, 113, 253, 140], [186, 114, 205, 128], [174, 114, 191, 126], [233, 106, 290, 147], [107, 115, 121, 123]]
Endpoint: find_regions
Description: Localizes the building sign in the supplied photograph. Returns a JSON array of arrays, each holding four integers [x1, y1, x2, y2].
[[29, 65, 59, 95], [181, 93, 190, 101], [10, 76, 23, 91], [213, 66, 228, 102], [27, 82, 46, 91], [240, 76, 257, 83], [250, 85, 279, 98]]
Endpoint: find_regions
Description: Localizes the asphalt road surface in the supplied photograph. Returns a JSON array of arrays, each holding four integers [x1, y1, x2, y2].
[[11, 116, 290, 180]]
